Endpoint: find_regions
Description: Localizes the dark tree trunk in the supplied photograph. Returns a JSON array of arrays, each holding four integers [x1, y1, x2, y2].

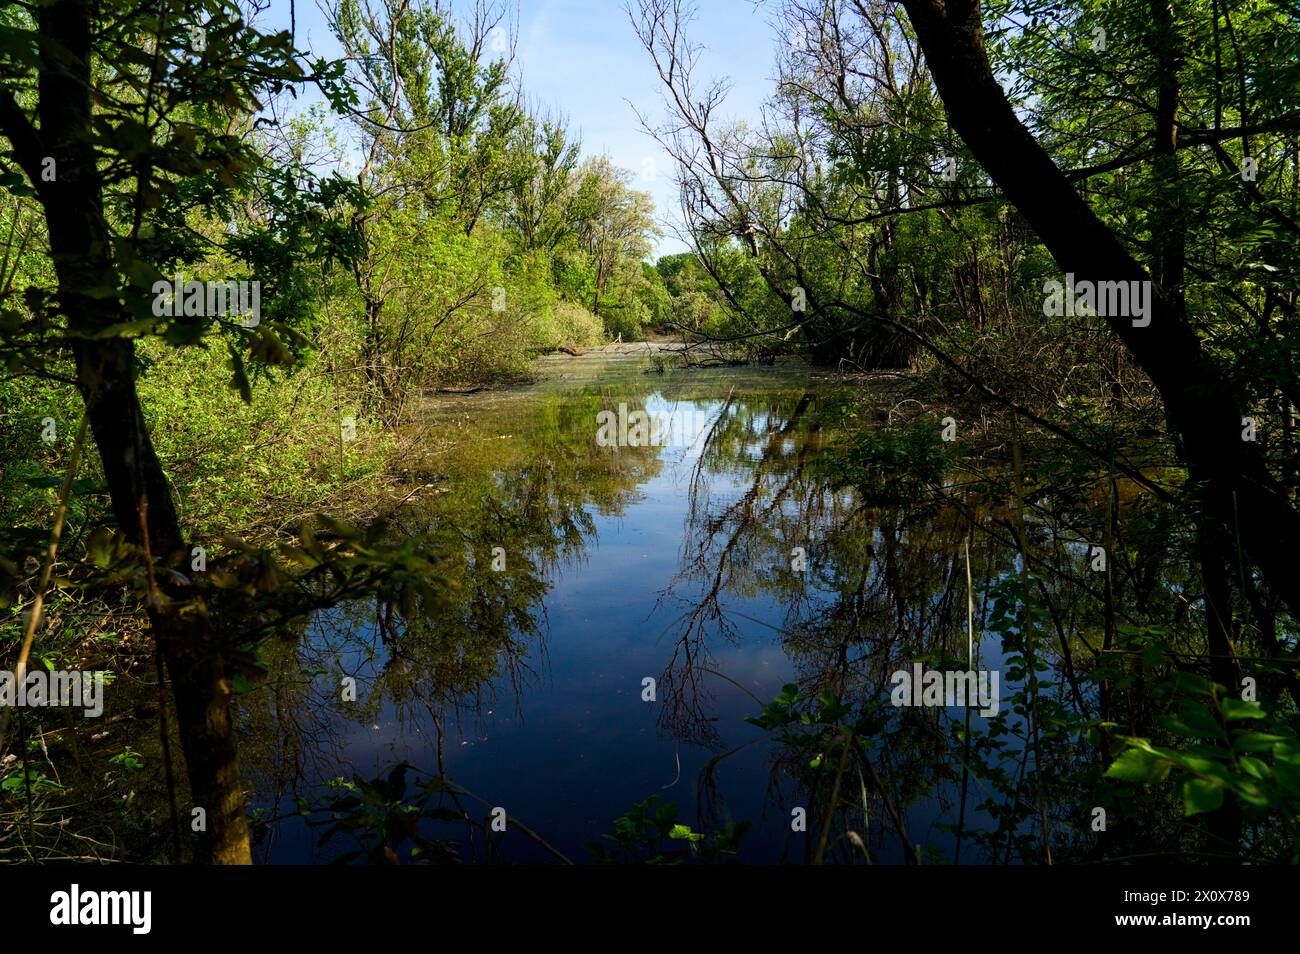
[[33, 0, 252, 864], [156, 628, 252, 864], [900, 0, 1300, 618]]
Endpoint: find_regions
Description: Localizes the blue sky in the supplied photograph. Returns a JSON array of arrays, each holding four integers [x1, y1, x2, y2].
[[258, 0, 778, 256]]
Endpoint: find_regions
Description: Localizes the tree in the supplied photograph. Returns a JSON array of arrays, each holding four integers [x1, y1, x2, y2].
[[0, 0, 441, 864], [896, 0, 1300, 622], [0, 0, 322, 863], [328, 0, 532, 411], [571, 156, 658, 319], [503, 110, 582, 252]]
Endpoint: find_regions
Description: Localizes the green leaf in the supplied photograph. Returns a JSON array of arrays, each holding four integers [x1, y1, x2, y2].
[[1106, 746, 1162, 782], [668, 824, 702, 843], [1169, 672, 1215, 696], [1181, 778, 1224, 816], [1220, 698, 1267, 721], [1272, 761, 1300, 796], [1238, 756, 1269, 780], [1232, 732, 1291, 752], [1161, 705, 1223, 739]]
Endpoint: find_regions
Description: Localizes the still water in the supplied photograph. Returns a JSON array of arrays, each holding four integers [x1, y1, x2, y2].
[[246, 348, 1014, 863]]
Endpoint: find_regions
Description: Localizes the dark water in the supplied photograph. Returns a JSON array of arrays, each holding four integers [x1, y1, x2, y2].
[[244, 349, 1017, 864]]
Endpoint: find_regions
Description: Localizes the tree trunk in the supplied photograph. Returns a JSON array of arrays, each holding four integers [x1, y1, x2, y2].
[[158, 626, 252, 864], [899, 0, 1300, 616], [35, 0, 251, 864]]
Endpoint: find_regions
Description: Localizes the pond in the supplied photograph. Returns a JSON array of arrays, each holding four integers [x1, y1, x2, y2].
[[243, 346, 1032, 864]]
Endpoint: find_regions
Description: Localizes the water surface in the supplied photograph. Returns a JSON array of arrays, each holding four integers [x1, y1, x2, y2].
[[245, 348, 1014, 863]]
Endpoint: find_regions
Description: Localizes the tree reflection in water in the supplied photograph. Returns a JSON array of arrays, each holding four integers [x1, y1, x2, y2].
[[244, 359, 1220, 864]]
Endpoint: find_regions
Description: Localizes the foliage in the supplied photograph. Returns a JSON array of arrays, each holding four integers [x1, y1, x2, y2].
[[822, 419, 953, 506], [587, 795, 750, 864], [297, 764, 461, 865], [1107, 673, 1300, 862]]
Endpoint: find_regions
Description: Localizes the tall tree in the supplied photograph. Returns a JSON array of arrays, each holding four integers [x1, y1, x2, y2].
[[896, 0, 1300, 621], [0, 0, 431, 864]]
